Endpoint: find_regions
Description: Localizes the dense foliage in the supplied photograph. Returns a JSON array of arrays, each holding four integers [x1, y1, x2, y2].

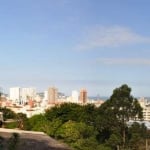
[[0, 107, 16, 120], [3, 84, 150, 150]]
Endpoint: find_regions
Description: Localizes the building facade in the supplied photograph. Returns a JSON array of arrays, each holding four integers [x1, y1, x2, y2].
[[138, 97, 150, 121], [21, 88, 36, 104], [79, 89, 87, 104], [71, 90, 79, 103], [9, 87, 21, 103], [48, 87, 58, 104]]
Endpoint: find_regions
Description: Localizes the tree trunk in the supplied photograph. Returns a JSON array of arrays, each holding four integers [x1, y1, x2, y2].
[[123, 128, 125, 148], [146, 138, 148, 150]]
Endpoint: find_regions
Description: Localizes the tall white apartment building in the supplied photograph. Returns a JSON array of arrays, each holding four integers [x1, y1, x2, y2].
[[21, 88, 36, 104], [43, 90, 48, 101], [9, 87, 21, 103], [71, 90, 79, 103]]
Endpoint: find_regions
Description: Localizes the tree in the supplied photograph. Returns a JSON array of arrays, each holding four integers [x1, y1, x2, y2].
[[97, 144, 111, 150], [16, 113, 30, 130], [29, 114, 63, 136], [0, 107, 16, 120], [45, 103, 82, 123], [55, 120, 98, 150], [47, 118, 63, 137], [102, 84, 143, 148], [106, 133, 122, 149], [128, 122, 147, 150], [95, 100, 121, 144], [73, 137, 99, 150], [29, 114, 47, 130], [79, 104, 97, 125], [131, 99, 143, 120]]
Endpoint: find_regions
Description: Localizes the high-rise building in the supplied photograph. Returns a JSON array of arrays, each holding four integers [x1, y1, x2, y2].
[[9, 87, 21, 103], [48, 87, 58, 104], [79, 89, 87, 104], [43, 90, 48, 101], [21, 87, 36, 104], [71, 90, 79, 103]]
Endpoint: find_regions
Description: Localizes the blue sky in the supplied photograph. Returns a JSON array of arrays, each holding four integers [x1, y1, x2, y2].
[[0, 0, 150, 97]]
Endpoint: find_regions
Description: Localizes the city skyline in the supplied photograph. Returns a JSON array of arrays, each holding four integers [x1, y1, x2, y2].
[[0, 1, 150, 97]]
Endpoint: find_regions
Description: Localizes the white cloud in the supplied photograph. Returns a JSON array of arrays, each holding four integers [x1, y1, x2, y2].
[[76, 26, 150, 50], [97, 58, 150, 65]]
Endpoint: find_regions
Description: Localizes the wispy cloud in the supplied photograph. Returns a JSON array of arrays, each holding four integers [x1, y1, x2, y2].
[[76, 26, 150, 50], [96, 58, 150, 65]]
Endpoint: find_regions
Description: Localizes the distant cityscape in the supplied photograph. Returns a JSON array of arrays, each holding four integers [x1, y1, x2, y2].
[[0, 86, 150, 123], [0, 86, 105, 118]]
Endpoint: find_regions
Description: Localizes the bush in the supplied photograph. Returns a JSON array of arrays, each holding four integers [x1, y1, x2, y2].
[[5, 122, 17, 129]]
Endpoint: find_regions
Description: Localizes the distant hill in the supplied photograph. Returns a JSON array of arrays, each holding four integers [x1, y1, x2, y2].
[[89, 96, 108, 100]]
